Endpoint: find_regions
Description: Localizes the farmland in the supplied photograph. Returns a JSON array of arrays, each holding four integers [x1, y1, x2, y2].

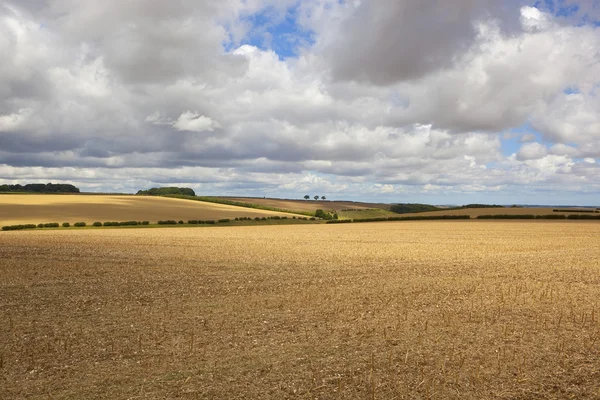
[[0, 195, 305, 226], [210, 197, 392, 213], [1, 221, 600, 399]]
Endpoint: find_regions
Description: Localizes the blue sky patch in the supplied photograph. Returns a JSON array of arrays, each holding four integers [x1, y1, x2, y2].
[[239, 4, 314, 59]]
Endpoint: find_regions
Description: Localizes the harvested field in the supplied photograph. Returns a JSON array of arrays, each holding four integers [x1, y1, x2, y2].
[[404, 206, 597, 218], [212, 197, 391, 213], [1, 221, 600, 399], [0, 195, 303, 226]]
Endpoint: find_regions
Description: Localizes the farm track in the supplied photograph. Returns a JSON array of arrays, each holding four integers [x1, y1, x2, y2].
[[1, 222, 600, 399]]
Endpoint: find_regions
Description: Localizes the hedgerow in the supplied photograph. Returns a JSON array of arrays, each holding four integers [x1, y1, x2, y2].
[[2, 224, 37, 231], [477, 215, 535, 219]]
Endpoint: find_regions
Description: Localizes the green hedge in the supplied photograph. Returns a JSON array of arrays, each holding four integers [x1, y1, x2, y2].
[[354, 215, 471, 223], [62, 222, 70, 227], [553, 209, 595, 213], [477, 215, 535, 219], [157, 220, 177, 225], [92, 222, 102, 227], [74, 222, 86, 227], [567, 214, 600, 220], [2, 224, 37, 231]]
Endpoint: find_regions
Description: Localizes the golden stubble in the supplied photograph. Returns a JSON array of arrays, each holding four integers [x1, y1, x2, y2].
[[1, 221, 599, 399], [0, 195, 305, 225]]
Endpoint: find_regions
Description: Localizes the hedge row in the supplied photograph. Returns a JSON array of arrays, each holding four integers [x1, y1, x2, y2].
[[103, 221, 142, 226], [553, 209, 597, 213], [328, 215, 471, 224], [477, 214, 600, 220], [477, 215, 536, 219], [566, 214, 600, 220], [2, 224, 37, 231]]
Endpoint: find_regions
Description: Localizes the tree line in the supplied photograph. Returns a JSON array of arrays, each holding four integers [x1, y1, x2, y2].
[[136, 187, 196, 196], [0, 183, 80, 193]]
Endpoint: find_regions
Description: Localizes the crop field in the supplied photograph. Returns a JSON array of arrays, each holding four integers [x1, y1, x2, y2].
[[211, 197, 392, 213], [1, 221, 600, 399], [0, 195, 303, 226], [404, 207, 597, 218]]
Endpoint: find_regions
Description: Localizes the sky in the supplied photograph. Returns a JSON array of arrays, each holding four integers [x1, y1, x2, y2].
[[1, 0, 599, 205]]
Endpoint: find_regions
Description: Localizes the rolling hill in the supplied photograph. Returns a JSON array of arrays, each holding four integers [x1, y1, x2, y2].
[[0, 194, 305, 226]]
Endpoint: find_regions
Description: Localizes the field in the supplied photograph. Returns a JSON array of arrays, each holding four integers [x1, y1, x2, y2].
[[404, 207, 598, 218], [211, 197, 392, 213], [0, 195, 304, 226], [1, 221, 600, 399]]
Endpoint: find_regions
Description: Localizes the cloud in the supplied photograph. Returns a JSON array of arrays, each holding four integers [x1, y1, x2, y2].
[[146, 111, 221, 132], [173, 111, 221, 132], [1, 1, 599, 204], [530, 92, 600, 156], [517, 142, 548, 161]]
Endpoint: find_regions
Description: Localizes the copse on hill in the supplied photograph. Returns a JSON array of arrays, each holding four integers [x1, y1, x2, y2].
[[136, 187, 196, 196], [0, 183, 80, 193]]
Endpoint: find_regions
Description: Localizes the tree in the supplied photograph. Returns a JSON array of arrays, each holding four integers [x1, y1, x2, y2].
[[314, 195, 319, 201], [304, 195, 310, 200], [321, 196, 326, 201]]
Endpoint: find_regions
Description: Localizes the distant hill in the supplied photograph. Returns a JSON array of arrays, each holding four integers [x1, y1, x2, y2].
[[0, 183, 80, 193], [390, 203, 505, 214]]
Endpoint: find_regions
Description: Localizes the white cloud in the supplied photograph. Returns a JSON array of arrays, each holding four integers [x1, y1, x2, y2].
[[174, 111, 221, 132], [517, 142, 548, 161], [1, 1, 599, 203], [520, 6, 554, 32]]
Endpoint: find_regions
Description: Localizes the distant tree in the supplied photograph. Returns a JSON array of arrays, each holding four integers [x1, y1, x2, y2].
[[136, 187, 195, 196], [304, 195, 310, 200], [321, 196, 326, 201], [0, 183, 79, 193], [314, 195, 319, 201]]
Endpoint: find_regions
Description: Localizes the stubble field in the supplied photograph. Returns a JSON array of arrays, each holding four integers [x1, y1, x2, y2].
[[1, 221, 600, 399], [0, 195, 303, 226]]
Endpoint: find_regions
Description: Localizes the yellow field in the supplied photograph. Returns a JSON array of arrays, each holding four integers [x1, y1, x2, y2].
[[1, 221, 600, 399], [0, 194, 303, 225]]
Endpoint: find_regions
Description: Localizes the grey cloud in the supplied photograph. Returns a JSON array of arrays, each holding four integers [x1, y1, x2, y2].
[[322, 0, 523, 85]]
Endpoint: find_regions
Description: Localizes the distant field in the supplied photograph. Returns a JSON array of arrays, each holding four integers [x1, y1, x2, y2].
[[0, 194, 303, 226], [212, 196, 391, 213], [404, 206, 598, 218], [336, 208, 398, 220], [1, 222, 600, 398]]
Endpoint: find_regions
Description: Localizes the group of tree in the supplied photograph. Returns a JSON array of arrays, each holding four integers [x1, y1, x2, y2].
[[304, 195, 326, 201], [0, 183, 80, 193], [136, 187, 196, 196], [315, 209, 338, 220]]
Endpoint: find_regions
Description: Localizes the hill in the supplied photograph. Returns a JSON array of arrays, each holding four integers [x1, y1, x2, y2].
[[0, 194, 305, 226], [210, 197, 391, 212]]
